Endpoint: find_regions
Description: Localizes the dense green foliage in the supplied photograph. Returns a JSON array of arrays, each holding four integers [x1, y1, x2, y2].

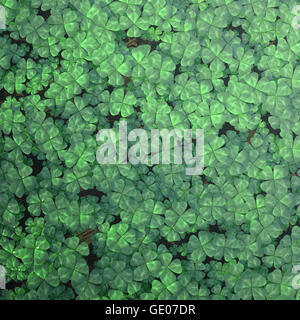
[[0, 0, 300, 300]]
